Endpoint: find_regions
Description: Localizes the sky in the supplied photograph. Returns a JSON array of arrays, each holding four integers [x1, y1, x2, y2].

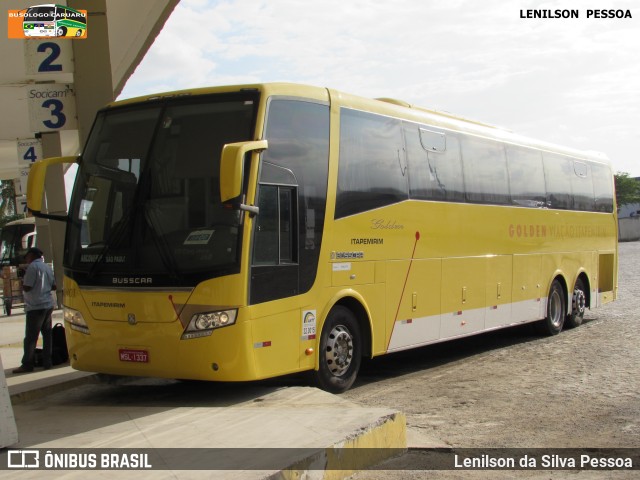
[[120, 0, 640, 176]]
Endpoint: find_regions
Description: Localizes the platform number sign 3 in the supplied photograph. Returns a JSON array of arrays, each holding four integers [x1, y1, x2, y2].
[[27, 84, 77, 132], [41, 98, 67, 129]]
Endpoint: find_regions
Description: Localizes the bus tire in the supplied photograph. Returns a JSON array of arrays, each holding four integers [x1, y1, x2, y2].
[[566, 278, 587, 329], [313, 306, 361, 393], [536, 279, 565, 336], [75, 30, 83, 37], [57, 26, 67, 37]]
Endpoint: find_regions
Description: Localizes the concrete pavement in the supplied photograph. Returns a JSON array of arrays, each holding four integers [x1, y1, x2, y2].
[[0, 308, 419, 479], [1, 309, 95, 403]]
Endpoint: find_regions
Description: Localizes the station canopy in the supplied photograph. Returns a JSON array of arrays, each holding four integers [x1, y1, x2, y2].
[[0, 0, 179, 181]]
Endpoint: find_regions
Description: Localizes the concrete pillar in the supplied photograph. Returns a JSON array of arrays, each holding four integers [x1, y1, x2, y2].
[[33, 0, 115, 307], [37, 132, 66, 308], [69, 0, 114, 147]]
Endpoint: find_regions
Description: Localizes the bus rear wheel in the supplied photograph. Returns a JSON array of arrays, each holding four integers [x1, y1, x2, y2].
[[566, 278, 587, 329], [536, 279, 565, 336], [313, 306, 361, 393]]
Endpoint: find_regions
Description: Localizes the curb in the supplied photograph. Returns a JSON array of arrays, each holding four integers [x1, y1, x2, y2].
[[9, 370, 98, 405]]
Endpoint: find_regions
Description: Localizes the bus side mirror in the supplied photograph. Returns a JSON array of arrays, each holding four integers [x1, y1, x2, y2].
[[27, 156, 78, 221], [220, 140, 268, 203]]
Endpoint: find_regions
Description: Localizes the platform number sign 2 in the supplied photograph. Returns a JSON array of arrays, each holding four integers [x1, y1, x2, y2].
[[24, 39, 73, 75], [37, 42, 63, 72]]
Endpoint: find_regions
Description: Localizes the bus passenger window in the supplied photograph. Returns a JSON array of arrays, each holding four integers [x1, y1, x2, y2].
[[591, 163, 614, 213], [507, 146, 546, 208], [543, 153, 574, 210], [572, 161, 595, 211], [405, 123, 464, 202], [460, 136, 510, 205], [336, 109, 408, 218]]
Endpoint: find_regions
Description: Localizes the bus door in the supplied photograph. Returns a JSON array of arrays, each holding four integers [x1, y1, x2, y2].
[[250, 163, 299, 304], [247, 98, 330, 378], [249, 164, 300, 377]]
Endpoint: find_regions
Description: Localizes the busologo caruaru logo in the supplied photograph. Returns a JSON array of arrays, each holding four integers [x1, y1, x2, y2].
[[8, 4, 87, 39]]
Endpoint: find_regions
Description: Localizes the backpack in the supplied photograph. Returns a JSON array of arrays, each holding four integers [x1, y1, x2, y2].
[[52, 322, 69, 365]]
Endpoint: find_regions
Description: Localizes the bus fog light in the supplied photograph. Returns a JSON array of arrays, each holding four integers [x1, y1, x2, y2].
[[182, 309, 237, 340]]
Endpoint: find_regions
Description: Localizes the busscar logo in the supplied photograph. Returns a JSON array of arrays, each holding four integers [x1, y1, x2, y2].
[[112, 277, 153, 285], [8, 4, 88, 39]]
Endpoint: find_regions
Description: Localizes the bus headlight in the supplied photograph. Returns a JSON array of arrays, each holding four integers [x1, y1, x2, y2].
[[64, 306, 90, 335], [182, 309, 237, 339]]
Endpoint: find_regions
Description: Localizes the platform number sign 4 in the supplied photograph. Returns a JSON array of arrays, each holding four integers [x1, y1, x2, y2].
[[23, 146, 37, 162], [17, 139, 43, 165]]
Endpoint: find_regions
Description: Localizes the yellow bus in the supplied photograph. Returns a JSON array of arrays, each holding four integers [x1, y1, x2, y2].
[[27, 83, 617, 392]]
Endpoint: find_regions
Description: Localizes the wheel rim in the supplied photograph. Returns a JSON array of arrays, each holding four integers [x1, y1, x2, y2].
[[549, 289, 563, 328], [573, 289, 586, 316], [324, 324, 354, 377]]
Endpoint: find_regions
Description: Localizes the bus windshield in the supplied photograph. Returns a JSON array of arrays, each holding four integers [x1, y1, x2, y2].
[[66, 93, 258, 286], [0, 222, 36, 266], [24, 6, 55, 22]]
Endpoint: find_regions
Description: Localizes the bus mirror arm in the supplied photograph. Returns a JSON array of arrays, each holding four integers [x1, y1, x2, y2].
[[239, 204, 259, 217], [27, 155, 79, 222], [30, 211, 69, 222]]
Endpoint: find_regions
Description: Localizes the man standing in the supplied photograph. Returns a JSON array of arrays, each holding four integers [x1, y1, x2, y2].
[[12, 247, 57, 374]]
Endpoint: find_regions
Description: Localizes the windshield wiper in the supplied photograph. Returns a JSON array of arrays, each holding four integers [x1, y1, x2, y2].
[[87, 167, 149, 278], [87, 203, 135, 279], [142, 207, 182, 283]]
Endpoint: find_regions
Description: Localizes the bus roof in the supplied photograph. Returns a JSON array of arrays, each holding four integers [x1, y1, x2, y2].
[[111, 82, 611, 168]]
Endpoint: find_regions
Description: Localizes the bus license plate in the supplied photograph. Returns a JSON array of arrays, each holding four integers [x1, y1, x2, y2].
[[119, 349, 149, 363]]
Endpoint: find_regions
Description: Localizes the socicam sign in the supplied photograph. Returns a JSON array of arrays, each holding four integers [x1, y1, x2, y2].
[[27, 83, 77, 132]]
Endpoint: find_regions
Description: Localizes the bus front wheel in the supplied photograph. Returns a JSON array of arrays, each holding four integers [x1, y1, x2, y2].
[[537, 280, 565, 336], [566, 278, 587, 329], [57, 26, 67, 37], [313, 306, 361, 393]]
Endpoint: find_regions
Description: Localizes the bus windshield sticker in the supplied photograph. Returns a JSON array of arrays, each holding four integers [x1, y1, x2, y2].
[[183, 230, 215, 245]]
